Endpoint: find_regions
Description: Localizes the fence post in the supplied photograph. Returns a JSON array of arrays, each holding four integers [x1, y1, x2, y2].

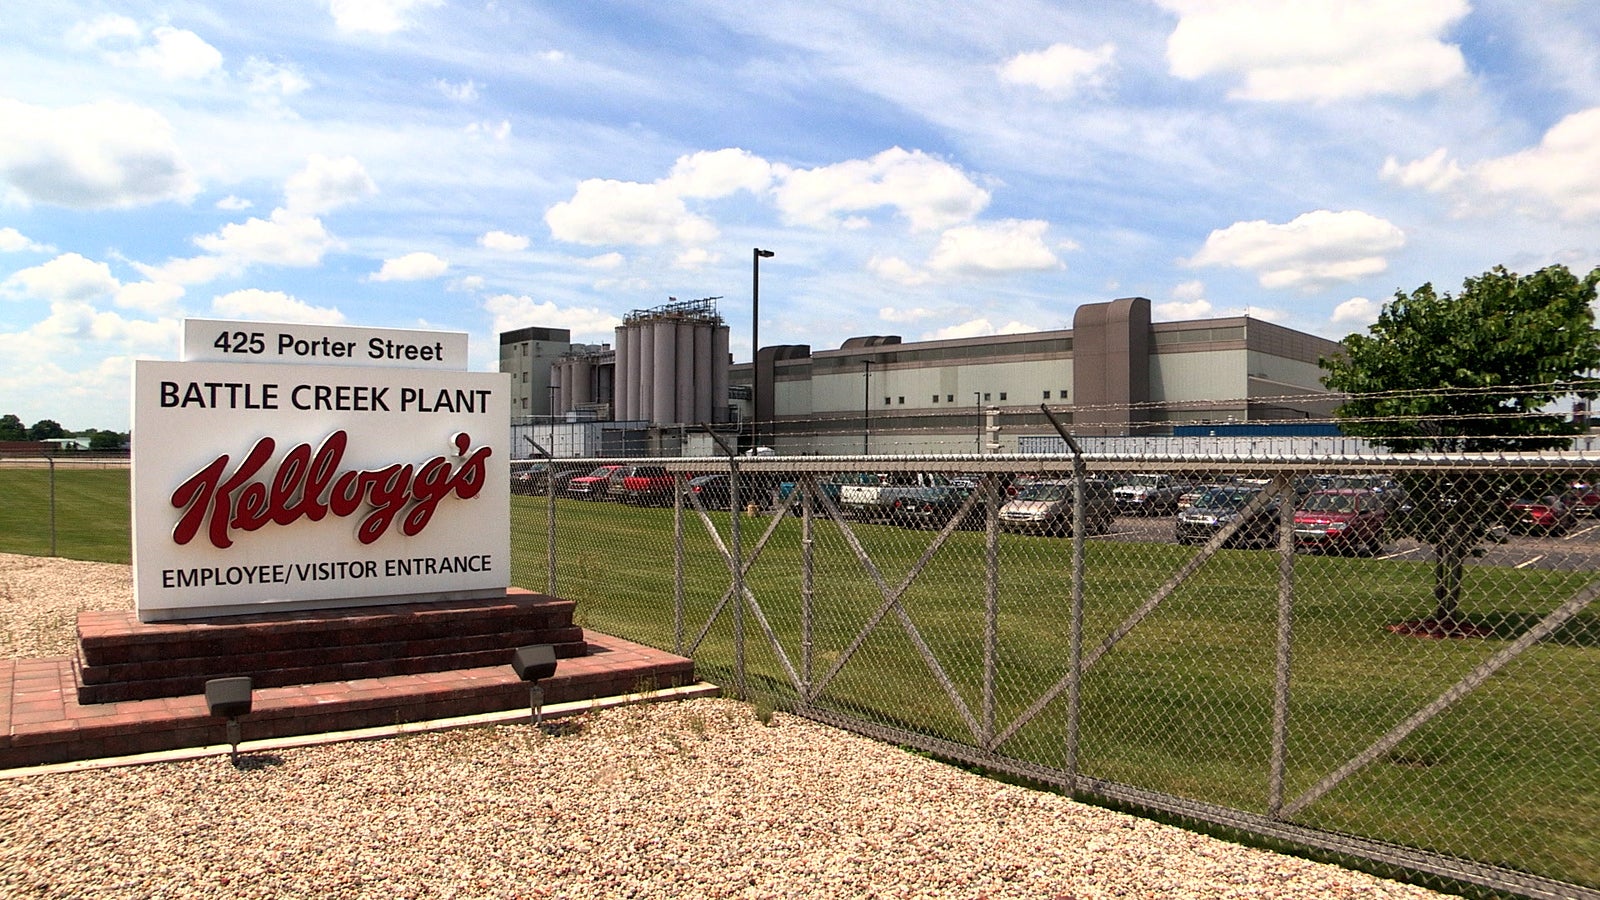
[[801, 473, 816, 702], [523, 436, 558, 595], [1269, 472, 1296, 817], [47, 455, 58, 558], [673, 471, 686, 656], [705, 427, 747, 698], [1041, 405, 1086, 793], [982, 471, 1000, 746]]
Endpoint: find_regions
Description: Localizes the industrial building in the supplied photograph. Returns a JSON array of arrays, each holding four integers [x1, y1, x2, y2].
[[500, 296, 1345, 456]]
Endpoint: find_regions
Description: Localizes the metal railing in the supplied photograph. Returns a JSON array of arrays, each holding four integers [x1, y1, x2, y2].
[[510, 449, 1600, 900]]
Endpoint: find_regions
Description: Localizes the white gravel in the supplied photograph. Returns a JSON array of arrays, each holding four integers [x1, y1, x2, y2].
[[0, 553, 1451, 899]]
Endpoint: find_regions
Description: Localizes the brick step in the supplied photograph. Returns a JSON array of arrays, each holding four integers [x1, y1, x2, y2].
[[78, 589, 575, 666], [75, 636, 590, 704]]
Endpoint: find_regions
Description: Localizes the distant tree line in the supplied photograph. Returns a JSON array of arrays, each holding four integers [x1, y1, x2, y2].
[[0, 414, 128, 450]]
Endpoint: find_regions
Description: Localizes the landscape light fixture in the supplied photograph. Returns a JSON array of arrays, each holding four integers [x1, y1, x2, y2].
[[752, 248, 774, 449], [511, 644, 559, 725], [204, 676, 253, 765]]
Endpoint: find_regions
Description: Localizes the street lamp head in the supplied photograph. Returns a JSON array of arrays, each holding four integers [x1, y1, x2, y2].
[[755, 248, 774, 258]]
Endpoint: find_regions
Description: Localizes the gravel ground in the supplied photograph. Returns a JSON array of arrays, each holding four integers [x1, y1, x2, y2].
[[0, 554, 1452, 900]]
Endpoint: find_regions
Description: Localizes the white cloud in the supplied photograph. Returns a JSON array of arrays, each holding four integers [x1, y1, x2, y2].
[[927, 219, 1060, 274], [665, 148, 774, 199], [1154, 298, 1213, 320], [923, 318, 1035, 341], [0, 99, 196, 209], [1380, 147, 1464, 192], [216, 195, 254, 211], [371, 251, 448, 281], [68, 16, 223, 80], [579, 252, 624, 269], [774, 147, 990, 232], [284, 155, 377, 215], [2, 253, 119, 302], [451, 275, 484, 291], [1472, 107, 1600, 221], [0, 227, 52, 253], [482, 293, 621, 341], [115, 280, 185, 314], [879, 306, 937, 323], [242, 57, 310, 96], [327, 0, 442, 35], [194, 208, 336, 268], [999, 43, 1115, 95], [1161, 0, 1469, 101], [1332, 296, 1382, 325], [212, 288, 346, 324], [672, 247, 717, 269], [868, 256, 930, 286], [466, 120, 511, 140], [479, 230, 530, 252], [437, 78, 480, 102], [546, 178, 717, 247], [1185, 209, 1405, 290]]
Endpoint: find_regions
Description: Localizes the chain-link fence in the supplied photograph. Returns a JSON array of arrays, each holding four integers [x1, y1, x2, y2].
[[510, 450, 1600, 899], [0, 454, 131, 561]]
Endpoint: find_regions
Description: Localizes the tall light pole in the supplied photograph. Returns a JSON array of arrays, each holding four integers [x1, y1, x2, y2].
[[547, 385, 559, 458], [752, 248, 774, 450], [974, 391, 983, 454], [862, 359, 873, 455]]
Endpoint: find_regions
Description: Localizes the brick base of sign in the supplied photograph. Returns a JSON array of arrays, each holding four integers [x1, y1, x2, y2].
[[0, 590, 701, 770]]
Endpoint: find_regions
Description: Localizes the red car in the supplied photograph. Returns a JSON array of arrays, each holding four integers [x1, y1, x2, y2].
[[566, 465, 625, 499], [1505, 494, 1579, 535], [1293, 489, 1387, 556]]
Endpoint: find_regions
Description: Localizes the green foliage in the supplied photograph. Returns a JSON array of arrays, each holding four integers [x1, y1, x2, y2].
[[0, 414, 24, 441], [1322, 264, 1600, 453], [26, 419, 66, 441]]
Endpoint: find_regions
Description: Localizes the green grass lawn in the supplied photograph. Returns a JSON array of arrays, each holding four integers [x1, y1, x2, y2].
[[2, 470, 1593, 889]]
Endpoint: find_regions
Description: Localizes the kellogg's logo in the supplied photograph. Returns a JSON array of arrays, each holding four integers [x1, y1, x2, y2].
[[171, 430, 491, 549]]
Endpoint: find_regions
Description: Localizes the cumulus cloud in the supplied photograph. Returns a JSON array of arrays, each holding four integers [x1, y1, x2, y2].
[[194, 209, 336, 268], [466, 119, 512, 140], [999, 42, 1116, 95], [1154, 280, 1213, 320], [1161, 0, 1469, 101], [371, 251, 448, 281], [927, 220, 1060, 274], [482, 293, 621, 341], [0, 227, 53, 254], [1185, 209, 1405, 290], [0, 99, 196, 209], [672, 247, 717, 269], [1380, 147, 1465, 192], [665, 148, 774, 199], [115, 280, 185, 314], [1472, 107, 1600, 221], [774, 147, 990, 232], [578, 252, 624, 269], [437, 78, 480, 102], [327, 0, 442, 35], [212, 288, 346, 324], [879, 306, 937, 323], [284, 155, 377, 215], [868, 256, 931, 286], [924, 318, 1035, 341], [546, 178, 718, 246], [2, 253, 119, 302], [216, 195, 254, 211], [479, 230, 530, 251], [67, 15, 223, 80], [242, 57, 310, 96], [1332, 296, 1382, 326]]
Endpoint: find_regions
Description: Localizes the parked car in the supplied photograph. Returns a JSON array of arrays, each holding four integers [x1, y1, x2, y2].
[[566, 465, 626, 499], [1113, 473, 1192, 516], [998, 479, 1116, 536], [618, 465, 677, 506], [776, 472, 879, 516], [685, 474, 734, 511], [510, 463, 586, 496], [1293, 489, 1387, 556], [838, 472, 956, 521], [1505, 493, 1580, 536], [888, 480, 986, 530], [1567, 481, 1600, 517], [1175, 486, 1280, 548]]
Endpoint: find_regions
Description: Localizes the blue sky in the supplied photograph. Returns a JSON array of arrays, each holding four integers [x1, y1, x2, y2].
[[2, 0, 1598, 431]]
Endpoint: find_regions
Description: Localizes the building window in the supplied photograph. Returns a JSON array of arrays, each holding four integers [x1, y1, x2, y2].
[[983, 392, 991, 401], [897, 396, 905, 405], [884, 397, 891, 405], [946, 394, 953, 402], [999, 392, 1007, 401], [932, 394, 939, 403], [1060, 388, 1069, 399], [1043, 390, 1051, 399]]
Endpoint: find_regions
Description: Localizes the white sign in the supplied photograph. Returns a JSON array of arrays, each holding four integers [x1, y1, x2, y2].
[[132, 358, 510, 622], [182, 319, 469, 370]]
